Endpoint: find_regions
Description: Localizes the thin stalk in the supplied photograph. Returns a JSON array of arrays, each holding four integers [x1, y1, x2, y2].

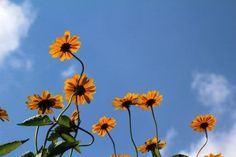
[[43, 93, 75, 150], [69, 127, 95, 157], [150, 106, 159, 140], [69, 97, 79, 157], [57, 93, 75, 121], [69, 52, 85, 83], [106, 129, 117, 157], [43, 123, 57, 150], [78, 127, 95, 147], [127, 107, 138, 157], [196, 129, 208, 157], [34, 126, 40, 153]]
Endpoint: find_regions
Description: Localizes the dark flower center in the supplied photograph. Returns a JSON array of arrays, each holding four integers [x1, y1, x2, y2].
[[60, 43, 71, 52], [200, 122, 209, 129], [122, 100, 132, 108], [146, 143, 157, 151], [75, 85, 86, 96], [38, 99, 55, 114], [146, 99, 156, 106], [101, 123, 108, 130]]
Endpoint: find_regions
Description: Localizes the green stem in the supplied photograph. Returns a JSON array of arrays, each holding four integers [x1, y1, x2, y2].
[[57, 93, 75, 121], [151, 106, 159, 140], [43, 123, 57, 150], [78, 127, 95, 147], [196, 129, 208, 157], [43, 93, 75, 150], [69, 97, 79, 157], [106, 129, 117, 157], [127, 107, 139, 157], [69, 52, 84, 83], [34, 126, 39, 153]]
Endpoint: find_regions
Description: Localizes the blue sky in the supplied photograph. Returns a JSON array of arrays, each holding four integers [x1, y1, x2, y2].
[[0, 0, 236, 156]]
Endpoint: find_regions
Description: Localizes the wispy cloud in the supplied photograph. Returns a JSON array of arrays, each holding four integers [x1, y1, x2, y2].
[[180, 123, 236, 156], [182, 72, 236, 156], [9, 57, 33, 71], [61, 65, 77, 78], [0, 0, 35, 66], [191, 72, 235, 113], [161, 128, 177, 156]]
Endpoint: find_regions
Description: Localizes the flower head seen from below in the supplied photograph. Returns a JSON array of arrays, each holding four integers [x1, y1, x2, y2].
[[0, 107, 9, 121], [138, 90, 163, 110], [191, 114, 216, 132], [137, 137, 166, 153], [26, 90, 64, 114], [71, 109, 80, 124], [110, 154, 131, 157], [112, 93, 139, 110], [92, 116, 116, 137], [204, 153, 222, 157], [64, 74, 96, 105], [49, 31, 81, 61]]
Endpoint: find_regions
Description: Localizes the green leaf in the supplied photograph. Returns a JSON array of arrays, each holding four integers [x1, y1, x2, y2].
[[151, 148, 161, 157], [47, 132, 59, 143], [172, 154, 189, 157], [35, 149, 47, 157], [60, 133, 80, 153], [54, 126, 72, 134], [21, 151, 35, 157], [48, 141, 80, 156], [57, 115, 72, 128], [18, 115, 52, 126], [0, 139, 29, 156]]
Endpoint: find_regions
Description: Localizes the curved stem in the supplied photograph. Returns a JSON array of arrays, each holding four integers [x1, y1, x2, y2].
[[78, 127, 95, 147], [106, 129, 117, 157], [43, 93, 75, 150], [127, 107, 139, 157], [43, 123, 57, 150], [34, 126, 40, 153], [151, 106, 159, 140], [57, 93, 75, 121], [196, 129, 208, 157], [69, 52, 85, 83], [69, 97, 79, 157]]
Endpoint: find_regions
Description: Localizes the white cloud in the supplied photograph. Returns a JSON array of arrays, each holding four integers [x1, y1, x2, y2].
[[9, 57, 33, 70], [61, 65, 77, 78], [191, 72, 235, 113], [0, 0, 35, 65], [180, 123, 236, 157], [185, 72, 236, 156], [161, 128, 177, 156]]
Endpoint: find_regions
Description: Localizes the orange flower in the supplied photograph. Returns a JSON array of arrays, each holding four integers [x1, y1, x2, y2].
[[26, 90, 64, 114], [112, 93, 139, 110], [137, 137, 166, 153], [70, 109, 80, 124], [0, 107, 9, 121], [110, 155, 131, 157], [64, 74, 96, 105], [191, 114, 216, 132], [92, 116, 116, 136], [49, 31, 81, 61], [138, 90, 163, 110], [204, 153, 222, 157]]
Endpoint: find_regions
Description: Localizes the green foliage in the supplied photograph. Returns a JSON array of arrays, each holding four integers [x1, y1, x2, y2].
[[0, 139, 29, 156], [57, 115, 73, 128], [60, 133, 81, 153], [172, 154, 189, 157], [18, 115, 52, 126], [151, 148, 161, 157], [21, 151, 35, 157], [47, 141, 80, 156]]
